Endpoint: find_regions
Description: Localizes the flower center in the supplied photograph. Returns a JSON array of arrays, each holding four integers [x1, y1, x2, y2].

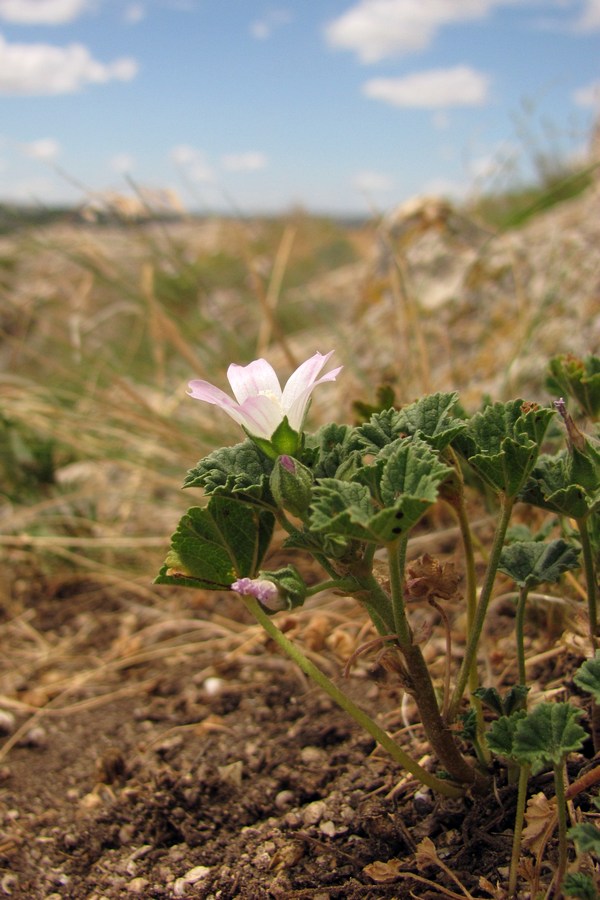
[[259, 389, 283, 409]]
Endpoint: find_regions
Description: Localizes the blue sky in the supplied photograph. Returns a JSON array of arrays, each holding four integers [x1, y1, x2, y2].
[[0, 0, 598, 215]]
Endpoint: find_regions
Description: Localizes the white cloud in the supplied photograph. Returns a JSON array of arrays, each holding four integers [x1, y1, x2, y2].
[[250, 9, 292, 40], [0, 36, 138, 95], [0, 0, 91, 25], [363, 66, 490, 108], [22, 138, 61, 160], [221, 152, 267, 172], [571, 0, 600, 31], [573, 79, 600, 106], [353, 170, 393, 192], [124, 3, 146, 24], [170, 145, 214, 182], [324, 0, 519, 63]]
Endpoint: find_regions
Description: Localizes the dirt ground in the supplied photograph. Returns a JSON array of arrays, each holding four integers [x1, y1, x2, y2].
[[0, 541, 594, 900]]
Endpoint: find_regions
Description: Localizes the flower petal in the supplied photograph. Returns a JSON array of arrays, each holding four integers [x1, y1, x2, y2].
[[187, 380, 248, 426], [236, 395, 285, 440], [281, 352, 337, 409], [227, 358, 282, 405], [281, 352, 342, 429], [231, 577, 279, 605]]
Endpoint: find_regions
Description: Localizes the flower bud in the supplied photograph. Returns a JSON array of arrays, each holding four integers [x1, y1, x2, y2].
[[231, 566, 307, 612], [270, 454, 313, 517]]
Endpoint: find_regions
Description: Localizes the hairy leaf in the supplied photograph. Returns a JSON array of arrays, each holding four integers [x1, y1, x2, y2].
[[521, 442, 600, 519], [184, 440, 275, 503], [486, 711, 527, 758], [568, 822, 600, 856], [453, 399, 554, 496], [562, 872, 599, 900], [574, 651, 600, 703], [512, 702, 586, 766], [155, 496, 274, 589], [392, 391, 467, 450], [498, 538, 580, 588], [310, 438, 451, 544]]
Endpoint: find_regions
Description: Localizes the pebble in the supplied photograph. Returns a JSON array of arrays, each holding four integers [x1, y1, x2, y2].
[[274, 789, 295, 810], [0, 710, 16, 734], [172, 865, 211, 897], [302, 799, 326, 826], [201, 677, 224, 696], [299, 746, 323, 764], [127, 877, 150, 893]]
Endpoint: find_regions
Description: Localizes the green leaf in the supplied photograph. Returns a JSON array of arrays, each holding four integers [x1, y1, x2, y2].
[[521, 444, 600, 519], [567, 822, 600, 856], [378, 437, 453, 506], [306, 422, 357, 478], [547, 354, 600, 419], [184, 440, 275, 503], [475, 685, 529, 717], [352, 393, 466, 454], [309, 438, 452, 544], [155, 496, 274, 589], [393, 391, 467, 450], [498, 538, 580, 588], [562, 872, 599, 900], [309, 478, 377, 542], [574, 651, 600, 703], [351, 407, 403, 454], [512, 702, 586, 767], [453, 399, 554, 497], [486, 711, 527, 759]]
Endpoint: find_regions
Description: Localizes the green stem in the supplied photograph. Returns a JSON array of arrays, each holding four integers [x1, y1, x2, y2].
[[444, 469, 488, 751], [452, 490, 478, 686], [508, 763, 530, 898], [553, 761, 569, 893], [350, 570, 396, 634], [304, 578, 356, 598], [515, 585, 529, 690], [449, 494, 515, 721], [369, 544, 486, 790], [244, 595, 463, 798], [387, 535, 412, 644], [576, 516, 598, 649]]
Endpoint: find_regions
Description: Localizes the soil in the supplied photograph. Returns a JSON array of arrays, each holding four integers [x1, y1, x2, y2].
[[0, 553, 595, 900]]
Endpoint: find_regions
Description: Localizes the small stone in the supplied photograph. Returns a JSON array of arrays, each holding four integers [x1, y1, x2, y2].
[[21, 726, 47, 748], [302, 800, 326, 826], [202, 677, 224, 696], [275, 790, 294, 810], [0, 710, 16, 734], [300, 746, 323, 764], [319, 820, 337, 837], [127, 877, 150, 893]]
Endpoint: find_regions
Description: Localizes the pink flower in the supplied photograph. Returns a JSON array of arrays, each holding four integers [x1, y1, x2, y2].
[[188, 351, 341, 440], [231, 577, 280, 608]]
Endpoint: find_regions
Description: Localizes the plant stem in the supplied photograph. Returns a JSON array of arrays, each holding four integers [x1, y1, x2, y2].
[[553, 761, 569, 893], [508, 763, 530, 898], [576, 515, 598, 649], [304, 578, 356, 598], [381, 544, 486, 790], [515, 585, 529, 691], [448, 494, 515, 721], [387, 536, 412, 644], [243, 595, 463, 798]]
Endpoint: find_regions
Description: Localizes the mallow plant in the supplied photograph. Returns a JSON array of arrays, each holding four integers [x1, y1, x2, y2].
[[156, 351, 600, 815]]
